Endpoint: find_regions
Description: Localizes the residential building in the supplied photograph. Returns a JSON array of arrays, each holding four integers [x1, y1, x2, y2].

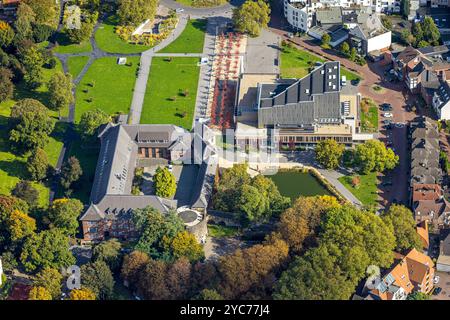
[[369, 248, 435, 300], [234, 62, 374, 148], [437, 228, 450, 271], [79, 123, 217, 243], [409, 117, 442, 186]]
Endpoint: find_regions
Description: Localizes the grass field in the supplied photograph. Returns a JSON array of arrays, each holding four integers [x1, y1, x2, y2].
[[361, 98, 379, 133], [0, 104, 64, 208], [74, 56, 140, 122], [208, 224, 240, 238], [95, 15, 151, 54], [280, 44, 361, 81], [338, 172, 378, 206], [53, 32, 92, 54], [158, 19, 207, 53], [140, 57, 200, 129], [67, 56, 90, 79]]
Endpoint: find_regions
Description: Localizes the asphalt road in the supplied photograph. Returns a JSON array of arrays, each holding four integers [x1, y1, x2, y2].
[[160, 0, 244, 17]]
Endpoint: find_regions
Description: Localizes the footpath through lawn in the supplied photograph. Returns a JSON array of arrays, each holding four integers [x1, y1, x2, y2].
[[74, 56, 140, 122], [140, 57, 200, 129], [158, 19, 207, 54]]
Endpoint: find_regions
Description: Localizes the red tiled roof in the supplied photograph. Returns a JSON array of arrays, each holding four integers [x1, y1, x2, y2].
[[412, 183, 443, 202]]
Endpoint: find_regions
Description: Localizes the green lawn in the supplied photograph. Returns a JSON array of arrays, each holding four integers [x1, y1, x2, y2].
[[360, 99, 379, 133], [280, 44, 361, 81], [65, 139, 99, 204], [74, 56, 140, 122], [140, 57, 200, 129], [208, 224, 240, 238], [0, 104, 64, 208], [338, 172, 378, 206], [67, 56, 90, 79], [174, 0, 227, 7], [53, 32, 92, 54], [95, 15, 151, 54], [158, 19, 206, 53]]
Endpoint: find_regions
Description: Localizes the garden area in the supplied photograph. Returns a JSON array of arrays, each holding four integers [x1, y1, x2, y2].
[[74, 56, 140, 123], [208, 224, 240, 238], [280, 43, 360, 81], [360, 98, 379, 133], [140, 57, 200, 129], [338, 172, 379, 206], [158, 19, 207, 53]]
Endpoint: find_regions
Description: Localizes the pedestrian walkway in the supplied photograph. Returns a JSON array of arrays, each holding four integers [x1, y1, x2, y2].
[[129, 15, 189, 124]]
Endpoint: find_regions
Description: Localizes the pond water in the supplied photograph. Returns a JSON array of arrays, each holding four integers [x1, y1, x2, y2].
[[268, 171, 332, 201]]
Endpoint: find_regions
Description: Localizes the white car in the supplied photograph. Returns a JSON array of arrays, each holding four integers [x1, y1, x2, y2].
[[434, 276, 440, 284], [168, 164, 173, 172], [176, 8, 184, 13], [383, 112, 393, 118]]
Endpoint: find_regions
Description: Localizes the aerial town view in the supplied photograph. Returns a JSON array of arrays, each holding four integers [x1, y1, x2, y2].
[[1, 0, 450, 308]]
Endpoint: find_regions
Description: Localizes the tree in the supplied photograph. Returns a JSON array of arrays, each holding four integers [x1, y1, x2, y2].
[[196, 289, 223, 300], [382, 205, 423, 251], [401, 29, 415, 46], [407, 291, 430, 300], [354, 140, 399, 174], [381, 16, 393, 30], [34, 267, 63, 299], [60, 156, 83, 190], [47, 198, 84, 236], [12, 181, 38, 207], [14, 3, 35, 43], [66, 11, 98, 44], [169, 231, 204, 262], [117, 0, 158, 26], [153, 166, 176, 198], [0, 67, 14, 103], [133, 207, 184, 260], [349, 47, 357, 62], [92, 238, 122, 271], [27, 148, 49, 181], [69, 288, 96, 300], [277, 195, 341, 253], [340, 42, 350, 57], [320, 205, 396, 282], [217, 239, 289, 299], [9, 99, 54, 151], [48, 72, 74, 112], [421, 16, 440, 46], [33, 23, 54, 43], [0, 195, 29, 249], [6, 209, 36, 243], [0, 21, 15, 48], [232, 0, 271, 37], [1, 251, 18, 273], [78, 109, 111, 140], [315, 139, 345, 170], [20, 45, 44, 88], [80, 261, 114, 300], [20, 228, 75, 272], [401, 0, 410, 18], [250, 174, 290, 217], [29, 286, 52, 300], [23, 0, 58, 28], [121, 250, 150, 288], [321, 33, 331, 49], [273, 245, 356, 300]]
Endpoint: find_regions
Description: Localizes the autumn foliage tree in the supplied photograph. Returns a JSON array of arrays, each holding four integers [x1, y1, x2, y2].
[[28, 286, 52, 300], [315, 139, 345, 170], [169, 231, 204, 262], [0, 21, 15, 48], [153, 166, 176, 198], [69, 288, 96, 300], [232, 0, 270, 37]]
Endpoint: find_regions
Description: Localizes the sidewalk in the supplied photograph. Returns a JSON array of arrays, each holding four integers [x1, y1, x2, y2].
[[129, 15, 189, 124]]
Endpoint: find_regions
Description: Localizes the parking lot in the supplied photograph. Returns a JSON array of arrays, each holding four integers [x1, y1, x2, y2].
[[432, 271, 450, 300]]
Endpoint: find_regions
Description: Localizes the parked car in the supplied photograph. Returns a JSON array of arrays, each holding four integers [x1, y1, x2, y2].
[[380, 103, 392, 111], [168, 164, 173, 172], [434, 276, 440, 284], [383, 119, 392, 125], [286, 32, 294, 38], [351, 78, 360, 86], [383, 112, 393, 118], [176, 8, 184, 13], [433, 287, 442, 295]]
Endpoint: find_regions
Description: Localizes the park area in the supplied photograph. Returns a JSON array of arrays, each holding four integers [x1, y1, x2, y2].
[[338, 172, 378, 206], [140, 57, 200, 129], [158, 19, 207, 53], [67, 56, 90, 79], [53, 31, 93, 54], [74, 56, 140, 122], [95, 15, 151, 54], [280, 43, 360, 81]]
